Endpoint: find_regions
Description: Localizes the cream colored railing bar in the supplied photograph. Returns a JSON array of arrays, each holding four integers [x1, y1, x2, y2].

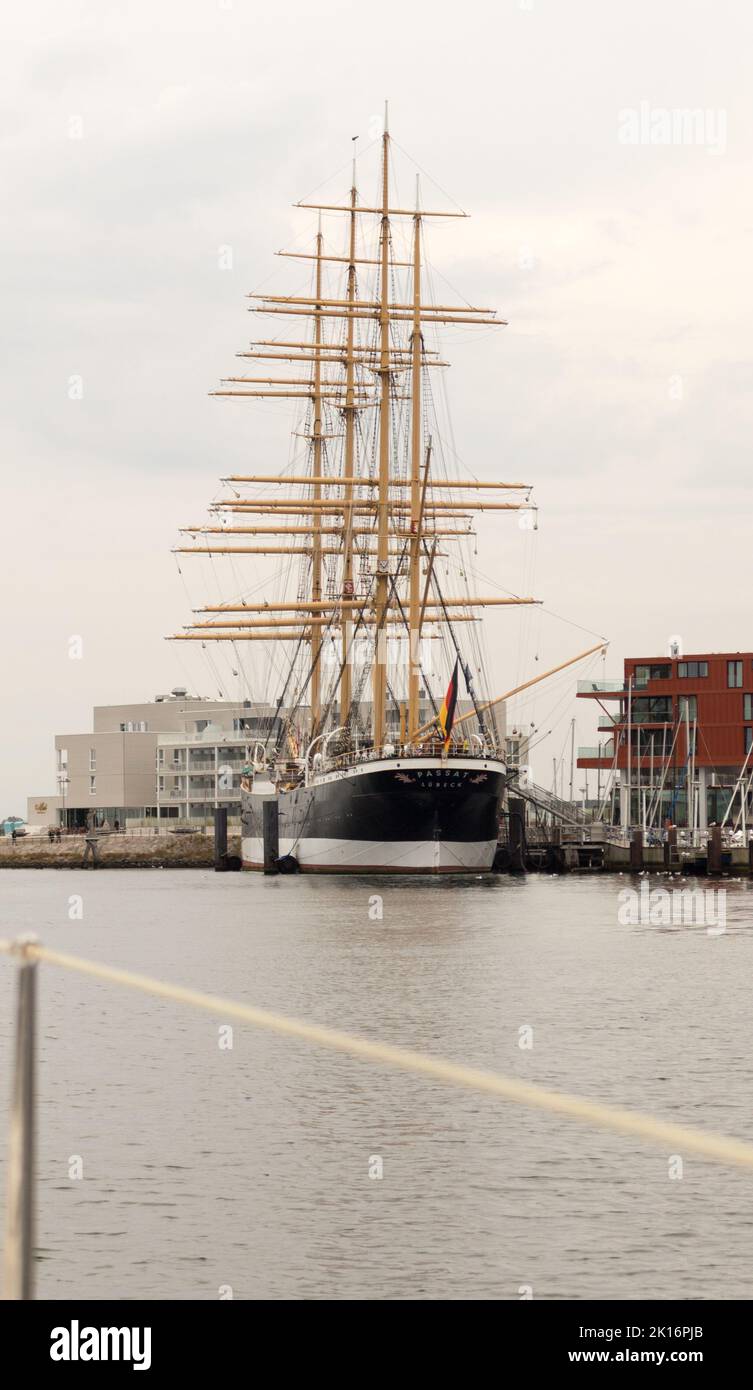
[[4, 936, 753, 1202]]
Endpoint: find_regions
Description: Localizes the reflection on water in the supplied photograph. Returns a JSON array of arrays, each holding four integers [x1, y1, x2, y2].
[[1, 868, 752, 1300]]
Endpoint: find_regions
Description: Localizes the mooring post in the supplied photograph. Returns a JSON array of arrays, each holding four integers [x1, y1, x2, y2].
[[630, 829, 643, 873], [663, 824, 678, 870], [2, 938, 37, 1301], [707, 824, 723, 876], [214, 807, 228, 872], [262, 800, 279, 875], [545, 824, 565, 873], [508, 797, 526, 874]]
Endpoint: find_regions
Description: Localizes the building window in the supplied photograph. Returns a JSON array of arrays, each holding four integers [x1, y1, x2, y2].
[[157, 748, 164, 768], [234, 715, 280, 735], [158, 776, 165, 794], [728, 660, 743, 688], [746, 728, 753, 755], [629, 728, 668, 754], [634, 663, 671, 687], [89, 747, 96, 771], [678, 661, 708, 679], [57, 747, 68, 769], [630, 695, 672, 724], [678, 695, 697, 722], [745, 695, 753, 721], [89, 775, 96, 795]]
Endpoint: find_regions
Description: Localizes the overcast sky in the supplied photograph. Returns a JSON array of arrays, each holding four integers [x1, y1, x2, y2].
[[2, 0, 752, 810]]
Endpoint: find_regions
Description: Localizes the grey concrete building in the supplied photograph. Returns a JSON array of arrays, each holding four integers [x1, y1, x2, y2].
[[54, 688, 280, 829]]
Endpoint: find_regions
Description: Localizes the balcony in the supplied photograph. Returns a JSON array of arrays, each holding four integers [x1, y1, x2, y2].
[[186, 790, 241, 805], [577, 679, 626, 697], [159, 732, 250, 748], [578, 744, 615, 761]]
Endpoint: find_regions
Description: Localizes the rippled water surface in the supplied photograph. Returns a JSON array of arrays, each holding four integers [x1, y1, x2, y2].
[[1, 868, 753, 1300]]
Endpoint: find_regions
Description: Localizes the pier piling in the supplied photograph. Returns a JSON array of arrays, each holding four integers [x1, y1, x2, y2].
[[708, 824, 723, 876], [508, 798, 527, 875], [213, 807, 228, 871], [263, 801, 280, 874], [663, 826, 678, 870], [630, 830, 643, 873]]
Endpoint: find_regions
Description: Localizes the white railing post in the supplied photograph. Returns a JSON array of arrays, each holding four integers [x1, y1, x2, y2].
[[2, 936, 37, 1300]]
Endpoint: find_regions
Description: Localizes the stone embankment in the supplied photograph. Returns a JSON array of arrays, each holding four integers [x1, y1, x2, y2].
[[0, 833, 242, 869]]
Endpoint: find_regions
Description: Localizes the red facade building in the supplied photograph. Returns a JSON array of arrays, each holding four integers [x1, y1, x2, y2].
[[577, 652, 753, 826]]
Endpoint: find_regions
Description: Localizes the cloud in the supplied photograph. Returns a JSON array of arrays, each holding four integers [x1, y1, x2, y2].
[[3, 0, 753, 805]]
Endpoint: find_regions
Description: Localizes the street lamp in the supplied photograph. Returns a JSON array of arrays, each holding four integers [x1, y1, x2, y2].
[[57, 772, 70, 831]]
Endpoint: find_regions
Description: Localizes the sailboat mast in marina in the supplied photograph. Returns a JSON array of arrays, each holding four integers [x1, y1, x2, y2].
[[170, 113, 540, 872]]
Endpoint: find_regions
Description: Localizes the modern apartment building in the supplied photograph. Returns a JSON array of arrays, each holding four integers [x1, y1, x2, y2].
[[156, 730, 255, 824], [577, 652, 753, 827], [53, 689, 281, 829]]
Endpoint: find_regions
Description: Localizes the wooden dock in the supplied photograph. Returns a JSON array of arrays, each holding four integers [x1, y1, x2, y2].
[[495, 807, 753, 876]]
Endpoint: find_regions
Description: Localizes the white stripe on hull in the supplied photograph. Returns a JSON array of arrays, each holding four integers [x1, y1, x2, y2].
[[242, 835, 497, 873]]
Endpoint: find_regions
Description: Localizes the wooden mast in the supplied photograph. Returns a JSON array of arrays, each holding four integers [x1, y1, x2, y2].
[[170, 121, 551, 759], [340, 160, 358, 721], [310, 219, 324, 735], [408, 179, 423, 735], [373, 109, 391, 747]]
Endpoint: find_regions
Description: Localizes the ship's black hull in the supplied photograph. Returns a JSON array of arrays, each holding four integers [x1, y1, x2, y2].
[[241, 755, 506, 873]]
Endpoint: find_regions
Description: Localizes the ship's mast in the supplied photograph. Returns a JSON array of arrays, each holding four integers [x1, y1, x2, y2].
[[170, 120, 547, 758], [408, 179, 423, 735], [373, 111, 391, 747], [339, 162, 358, 720], [310, 220, 324, 734]]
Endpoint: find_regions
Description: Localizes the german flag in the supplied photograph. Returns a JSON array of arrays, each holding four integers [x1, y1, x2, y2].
[[438, 657, 459, 749]]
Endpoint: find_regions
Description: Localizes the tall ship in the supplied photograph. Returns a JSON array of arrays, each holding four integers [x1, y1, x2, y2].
[[170, 115, 542, 873]]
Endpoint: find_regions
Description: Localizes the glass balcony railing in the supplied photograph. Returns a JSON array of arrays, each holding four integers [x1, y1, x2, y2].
[[158, 732, 252, 747], [577, 679, 625, 693], [577, 744, 615, 760], [186, 791, 241, 805]]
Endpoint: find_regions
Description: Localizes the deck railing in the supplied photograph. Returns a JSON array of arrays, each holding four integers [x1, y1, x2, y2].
[[319, 742, 499, 775]]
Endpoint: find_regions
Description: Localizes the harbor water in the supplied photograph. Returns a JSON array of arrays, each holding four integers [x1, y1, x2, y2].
[[1, 868, 752, 1300]]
